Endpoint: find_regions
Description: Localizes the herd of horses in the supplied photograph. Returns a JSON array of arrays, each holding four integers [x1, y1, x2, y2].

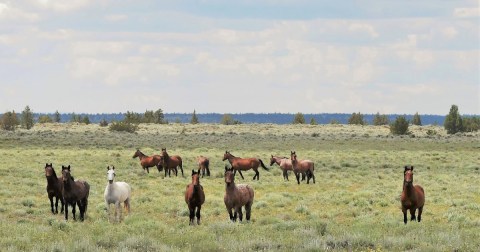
[[44, 149, 425, 225]]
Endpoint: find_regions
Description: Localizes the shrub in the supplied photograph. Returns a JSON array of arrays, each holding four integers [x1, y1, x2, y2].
[[190, 110, 199, 124], [310, 118, 318, 125], [373, 112, 389, 125], [221, 114, 241, 125], [38, 115, 53, 123], [0, 111, 19, 131], [109, 121, 138, 133], [54, 110, 61, 123], [412, 112, 422, 126], [390, 116, 409, 135], [99, 119, 109, 127], [463, 116, 480, 132]]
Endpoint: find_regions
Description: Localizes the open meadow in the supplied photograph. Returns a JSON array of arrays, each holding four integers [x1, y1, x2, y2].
[[0, 123, 479, 251]]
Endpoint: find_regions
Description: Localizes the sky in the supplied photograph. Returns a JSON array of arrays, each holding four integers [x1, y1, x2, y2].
[[0, 0, 479, 115]]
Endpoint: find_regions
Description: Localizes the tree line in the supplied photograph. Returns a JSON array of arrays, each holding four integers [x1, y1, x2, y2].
[[1, 105, 478, 135]]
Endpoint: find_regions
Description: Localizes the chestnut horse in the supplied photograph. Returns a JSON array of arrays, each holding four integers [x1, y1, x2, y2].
[[224, 166, 254, 222], [61, 165, 90, 221], [401, 166, 425, 224], [160, 148, 184, 177], [197, 156, 210, 177], [185, 169, 205, 225], [290, 151, 315, 184], [132, 149, 163, 173], [44, 163, 64, 214], [222, 151, 268, 180]]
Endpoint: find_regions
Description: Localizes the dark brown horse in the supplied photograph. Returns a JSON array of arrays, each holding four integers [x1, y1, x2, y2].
[[44, 163, 64, 214], [132, 149, 163, 173], [222, 151, 268, 180], [290, 151, 315, 184], [61, 165, 90, 221], [160, 148, 184, 177], [401, 166, 425, 224], [185, 169, 205, 225], [224, 166, 254, 222], [196, 156, 210, 177]]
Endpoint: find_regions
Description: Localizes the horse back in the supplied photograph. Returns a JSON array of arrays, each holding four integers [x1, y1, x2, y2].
[[235, 184, 254, 205]]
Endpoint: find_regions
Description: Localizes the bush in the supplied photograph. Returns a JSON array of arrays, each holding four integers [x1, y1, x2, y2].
[[390, 116, 409, 135], [373, 112, 389, 125], [109, 121, 138, 133], [463, 116, 480, 132], [292, 112, 305, 124], [0, 111, 19, 131], [99, 119, 109, 127], [348, 112, 365, 125], [38, 115, 53, 123], [310, 118, 318, 125], [412, 112, 422, 126]]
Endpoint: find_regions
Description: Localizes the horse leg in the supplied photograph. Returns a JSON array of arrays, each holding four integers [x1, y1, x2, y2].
[[60, 197, 65, 214], [306, 171, 311, 184], [146, 167, 150, 174], [227, 208, 234, 222], [125, 198, 130, 214], [283, 170, 288, 181], [418, 206, 423, 222], [295, 172, 300, 184], [206, 166, 211, 176], [311, 171, 316, 184], [233, 208, 238, 222], [115, 202, 121, 222], [238, 170, 245, 180], [237, 207, 243, 222], [179, 164, 184, 177], [72, 202, 77, 221], [189, 206, 195, 225], [402, 208, 407, 224], [49, 196, 55, 214], [54, 196, 60, 214], [196, 205, 202, 225], [410, 208, 417, 222], [245, 202, 252, 221], [253, 169, 259, 180], [64, 203, 69, 221]]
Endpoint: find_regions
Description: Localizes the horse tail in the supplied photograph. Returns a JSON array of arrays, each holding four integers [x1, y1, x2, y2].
[[258, 159, 269, 170]]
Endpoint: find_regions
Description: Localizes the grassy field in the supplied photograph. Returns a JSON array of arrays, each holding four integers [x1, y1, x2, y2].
[[0, 123, 479, 251]]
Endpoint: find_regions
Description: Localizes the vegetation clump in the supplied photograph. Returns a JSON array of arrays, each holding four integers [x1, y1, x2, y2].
[[109, 121, 138, 133], [348, 112, 365, 125], [0, 110, 19, 131], [390, 116, 409, 135], [292, 112, 305, 124]]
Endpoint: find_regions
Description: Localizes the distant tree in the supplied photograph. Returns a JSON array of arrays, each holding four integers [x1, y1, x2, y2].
[[54, 110, 61, 123], [174, 118, 182, 124], [109, 121, 138, 133], [0, 111, 19, 131], [82, 116, 90, 125], [124, 111, 143, 124], [144, 110, 155, 123], [310, 117, 318, 125], [190, 110, 199, 124], [70, 112, 82, 123], [412, 112, 422, 126], [390, 116, 410, 135], [373, 112, 389, 126], [292, 112, 305, 124], [221, 114, 234, 125], [99, 118, 109, 127], [21, 105, 34, 130], [153, 109, 165, 124], [330, 119, 340, 125], [444, 105, 463, 134], [348, 112, 365, 125], [38, 115, 53, 123], [462, 116, 480, 132]]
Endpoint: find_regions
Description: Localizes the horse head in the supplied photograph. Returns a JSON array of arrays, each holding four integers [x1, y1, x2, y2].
[[45, 163, 55, 177], [404, 166, 414, 184], [132, 149, 141, 159], [223, 151, 232, 161], [191, 169, 200, 186], [61, 165, 72, 183], [107, 166, 116, 184], [224, 165, 234, 186], [290, 151, 297, 163]]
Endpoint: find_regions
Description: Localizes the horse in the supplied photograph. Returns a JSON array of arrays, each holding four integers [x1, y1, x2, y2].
[[160, 148, 184, 177], [61, 165, 90, 221], [159, 155, 178, 177], [44, 163, 64, 214], [222, 151, 269, 180], [401, 166, 425, 224], [185, 169, 205, 225], [290, 151, 315, 184], [104, 166, 132, 222], [224, 166, 254, 222], [270, 155, 307, 181], [196, 156, 210, 177], [132, 149, 163, 173]]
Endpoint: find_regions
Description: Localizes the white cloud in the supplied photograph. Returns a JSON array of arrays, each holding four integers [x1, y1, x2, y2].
[[453, 7, 480, 18], [33, 0, 98, 12], [104, 14, 128, 22], [348, 23, 379, 38], [0, 2, 40, 22]]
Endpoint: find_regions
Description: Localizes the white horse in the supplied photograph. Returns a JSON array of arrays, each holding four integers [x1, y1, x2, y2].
[[104, 166, 131, 222]]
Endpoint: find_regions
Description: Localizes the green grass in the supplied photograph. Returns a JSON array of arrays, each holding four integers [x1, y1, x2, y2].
[[0, 123, 479, 251]]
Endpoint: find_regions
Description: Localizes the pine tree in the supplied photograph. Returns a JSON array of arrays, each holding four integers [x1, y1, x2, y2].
[[54, 110, 61, 123], [292, 113, 305, 124], [390, 116, 409, 135], [153, 109, 165, 124], [412, 112, 422, 126], [221, 114, 234, 125], [310, 117, 318, 125], [21, 105, 34, 130], [348, 112, 365, 125], [191, 110, 199, 124], [373, 112, 389, 125], [444, 105, 463, 134]]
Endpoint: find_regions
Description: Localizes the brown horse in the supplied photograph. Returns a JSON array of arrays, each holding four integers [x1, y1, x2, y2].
[[160, 148, 184, 177], [197, 156, 210, 177], [290, 151, 315, 184], [401, 166, 425, 224], [44, 163, 64, 214], [222, 151, 268, 180], [185, 169, 205, 225], [224, 166, 254, 222], [61, 165, 90, 221], [132, 149, 163, 173]]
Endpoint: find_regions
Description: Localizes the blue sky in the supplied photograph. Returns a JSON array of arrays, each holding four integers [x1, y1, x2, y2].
[[0, 0, 478, 114]]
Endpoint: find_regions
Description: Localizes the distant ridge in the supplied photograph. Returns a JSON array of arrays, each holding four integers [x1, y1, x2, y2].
[[25, 113, 452, 125]]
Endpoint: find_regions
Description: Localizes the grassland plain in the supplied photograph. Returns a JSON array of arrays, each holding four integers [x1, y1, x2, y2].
[[0, 123, 479, 251]]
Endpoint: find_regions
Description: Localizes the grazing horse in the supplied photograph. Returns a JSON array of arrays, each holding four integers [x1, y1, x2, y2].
[[222, 151, 268, 180], [224, 166, 254, 222], [401, 166, 425, 224], [61, 165, 90, 221], [132, 149, 162, 173], [196, 156, 210, 177], [44, 163, 64, 214], [160, 148, 184, 177], [104, 166, 132, 222], [290, 151, 315, 184], [185, 169, 205, 225]]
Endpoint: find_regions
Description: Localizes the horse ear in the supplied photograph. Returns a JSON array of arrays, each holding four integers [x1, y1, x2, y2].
[[67, 165, 71, 170], [46, 163, 48, 167], [192, 169, 195, 175], [112, 166, 115, 170], [411, 166, 414, 171], [197, 169, 201, 175], [404, 166, 408, 171], [107, 166, 110, 171]]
